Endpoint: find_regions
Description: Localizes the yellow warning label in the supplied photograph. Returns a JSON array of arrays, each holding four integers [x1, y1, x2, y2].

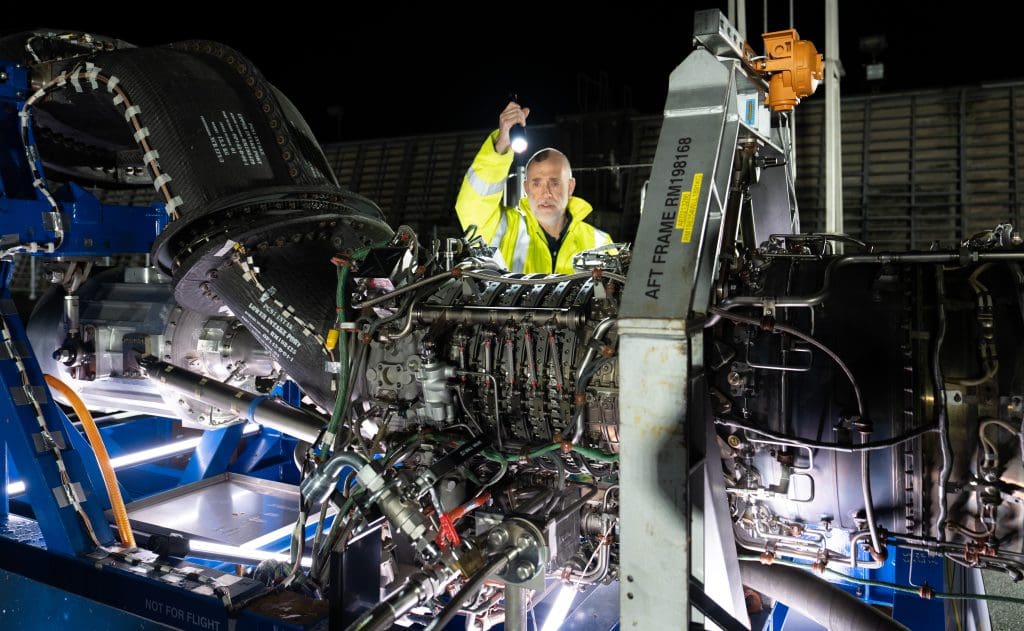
[[680, 172, 703, 243], [675, 193, 691, 229]]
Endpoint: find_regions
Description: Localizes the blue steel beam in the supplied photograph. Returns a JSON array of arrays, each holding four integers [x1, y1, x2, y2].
[[179, 424, 245, 485], [1, 58, 168, 257], [56, 404, 113, 511], [0, 262, 113, 554]]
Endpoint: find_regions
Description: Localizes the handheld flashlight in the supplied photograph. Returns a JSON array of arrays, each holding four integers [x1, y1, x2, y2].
[[509, 123, 528, 154]]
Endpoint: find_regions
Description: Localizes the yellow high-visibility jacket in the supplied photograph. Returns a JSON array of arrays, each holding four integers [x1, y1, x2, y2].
[[455, 131, 612, 274]]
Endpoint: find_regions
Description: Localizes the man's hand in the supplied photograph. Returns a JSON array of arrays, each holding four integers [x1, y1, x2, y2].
[[494, 101, 530, 155]]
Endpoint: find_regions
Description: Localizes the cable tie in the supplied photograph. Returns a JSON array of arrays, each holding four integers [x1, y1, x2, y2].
[[164, 196, 184, 217], [152, 173, 172, 190], [85, 65, 100, 89]]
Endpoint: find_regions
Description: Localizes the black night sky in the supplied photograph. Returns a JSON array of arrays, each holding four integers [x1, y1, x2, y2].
[[1, 3, 1019, 142]]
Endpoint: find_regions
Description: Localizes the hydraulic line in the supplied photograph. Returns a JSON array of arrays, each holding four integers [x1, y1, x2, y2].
[[423, 549, 521, 631], [715, 418, 938, 451], [933, 267, 951, 542], [710, 306, 883, 556], [45, 374, 136, 548], [711, 251, 1024, 325]]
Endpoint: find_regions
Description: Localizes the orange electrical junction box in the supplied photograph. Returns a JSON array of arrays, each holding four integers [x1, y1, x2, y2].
[[758, 29, 824, 111]]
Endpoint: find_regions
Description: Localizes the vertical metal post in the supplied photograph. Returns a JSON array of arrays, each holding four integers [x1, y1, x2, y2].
[[618, 321, 690, 627], [619, 41, 746, 627], [504, 585, 528, 630], [824, 0, 845, 240]]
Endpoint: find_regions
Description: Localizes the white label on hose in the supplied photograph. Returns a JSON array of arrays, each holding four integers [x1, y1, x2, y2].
[[70, 70, 82, 93], [106, 75, 119, 92], [124, 105, 141, 121], [198, 110, 269, 168]]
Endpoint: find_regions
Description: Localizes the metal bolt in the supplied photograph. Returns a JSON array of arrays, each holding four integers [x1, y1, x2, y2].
[[487, 528, 509, 549], [513, 561, 535, 582], [727, 371, 744, 387]]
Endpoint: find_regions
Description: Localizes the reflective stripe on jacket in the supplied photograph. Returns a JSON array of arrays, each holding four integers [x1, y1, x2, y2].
[[455, 131, 612, 274]]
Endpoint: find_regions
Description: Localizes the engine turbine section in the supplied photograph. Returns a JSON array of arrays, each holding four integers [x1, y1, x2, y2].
[[27, 266, 280, 428]]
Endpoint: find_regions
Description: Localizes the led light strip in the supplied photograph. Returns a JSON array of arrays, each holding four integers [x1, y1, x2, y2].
[[188, 538, 312, 568]]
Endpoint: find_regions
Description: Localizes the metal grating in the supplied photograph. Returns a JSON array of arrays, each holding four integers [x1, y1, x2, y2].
[[796, 83, 1024, 249]]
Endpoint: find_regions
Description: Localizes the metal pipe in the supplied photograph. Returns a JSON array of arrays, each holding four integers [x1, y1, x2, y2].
[[414, 306, 584, 329], [710, 306, 884, 556], [139, 356, 324, 443], [300, 452, 370, 506], [571, 318, 617, 444], [423, 550, 519, 631], [738, 560, 909, 631], [933, 267, 952, 542], [518, 488, 556, 515], [554, 485, 599, 525], [346, 570, 450, 631], [711, 251, 1024, 324], [504, 585, 528, 631], [354, 270, 457, 309], [463, 270, 627, 285]]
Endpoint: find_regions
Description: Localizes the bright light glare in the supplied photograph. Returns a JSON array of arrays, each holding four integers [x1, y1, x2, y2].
[[510, 136, 528, 154], [7, 423, 261, 496], [189, 538, 312, 568], [108, 436, 203, 468], [540, 584, 577, 631]]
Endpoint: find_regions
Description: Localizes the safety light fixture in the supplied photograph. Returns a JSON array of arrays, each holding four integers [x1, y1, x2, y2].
[[509, 123, 528, 154]]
